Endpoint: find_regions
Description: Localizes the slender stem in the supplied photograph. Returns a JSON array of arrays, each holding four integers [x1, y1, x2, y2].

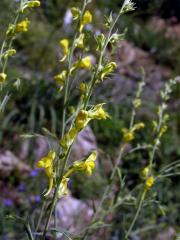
[[125, 189, 147, 239]]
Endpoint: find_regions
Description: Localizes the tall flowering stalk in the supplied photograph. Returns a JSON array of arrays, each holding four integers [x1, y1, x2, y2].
[[34, 0, 136, 238], [0, 0, 40, 112]]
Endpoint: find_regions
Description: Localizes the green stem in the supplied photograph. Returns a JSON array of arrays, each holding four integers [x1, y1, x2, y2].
[[125, 189, 147, 239]]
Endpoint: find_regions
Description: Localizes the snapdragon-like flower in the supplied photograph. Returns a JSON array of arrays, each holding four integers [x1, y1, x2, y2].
[[71, 7, 81, 20], [60, 104, 109, 151], [73, 151, 97, 175], [80, 10, 92, 32], [78, 56, 92, 70], [88, 103, 110, 120], [58, 177, 69, 198], [54, 70, 67, 85], [20, 0, 41, 12], [122, 122, 145, 143], [59, 39, 69, 62], [98, 62, 117, 81], [145, 176, 155, 190], [15, 18, 30, 33], [36, 150, 56, 196], [75, 33, 85, 49], [3, 49, 16, 59], [0, 73, 7, 84]]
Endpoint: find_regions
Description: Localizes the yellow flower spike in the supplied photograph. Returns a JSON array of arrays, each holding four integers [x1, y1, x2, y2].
[[122, 128, 134, 143], [99, 62, 117, 81], [71, 7, 81, 20], [54, 70, 67, 85], [15, 18, 30, 33], [58, 177, 69, 198], [88, 103, 110, 120], [78, 56, 92, 70], [80, 10, 92, 32], [75, 110, 89, 131], [36, 150, 56, 196], [145, 176, 155, 190], [75, 33, 85, 49], [0, 73, 7, 84], [59, 39, 69, 62]]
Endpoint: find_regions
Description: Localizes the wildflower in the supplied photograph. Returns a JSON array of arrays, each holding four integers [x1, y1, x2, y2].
[[58, 177, 69, 198], [99, 62, 117, 81], [145, 176, 155, 190], [60, 127, 78, 150], [79, 83, 88, 94], [20, 0, 41, 12], [80, 10, 92, 32], [15, 19, 30, 33], [132, 122, 145, 131], [71, 7, 80, 20], [121, 0, 135, 14], [3, 49, 16, 59], [122, 129, 134, 143], [36, 150, 56, 196], [88, 103, 110, 120], [133, 98, 142, 108], [78, 56, 92, 70], [3, 199, 13, 207], [75, 33, 85, 49], [75, 110, 89, 130], [59, 39, 69, 62], [0, 73, 7, 83], [73, 151, 97, 175], [96, 33, 105, 52], [141, 166, 150, 179], [54, 70, 67, 85]]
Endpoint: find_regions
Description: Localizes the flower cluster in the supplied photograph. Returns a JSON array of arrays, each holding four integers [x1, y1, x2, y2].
[[0, 0, 40, 85], [60, 104, 109, 151]]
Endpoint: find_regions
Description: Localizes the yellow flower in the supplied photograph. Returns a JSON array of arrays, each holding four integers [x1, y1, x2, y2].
[[27, 0, 41, 8], [75, 110, 89, 130], [36, 150, 56, 196], [75, 33, 85, 49], [0, 73, 7, 84], [122, 129, 134, 143], [58, 177, 69, 198], [80, 10, 92, 32], [99, 62, 117, 81], [71, 7, 80, 20], [59, 39, 69, 62], [73, 151, 97, 175], [78, 56, 92, 70], [133, 98, 142, 108], [15, 19, 30, 33], [141, 166, 150, 179], [54, 70, 67, 85], [145, 176, 155, 190], [88, 103, 110, 120], [3, 49, 16, 59], [20, 0, 41, 12], [60, 127, 78, 151], [132, 122, 145, 131]]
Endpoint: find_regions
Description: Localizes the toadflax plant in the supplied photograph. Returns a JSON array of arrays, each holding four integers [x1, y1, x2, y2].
[[0, 0, 179, 239]]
